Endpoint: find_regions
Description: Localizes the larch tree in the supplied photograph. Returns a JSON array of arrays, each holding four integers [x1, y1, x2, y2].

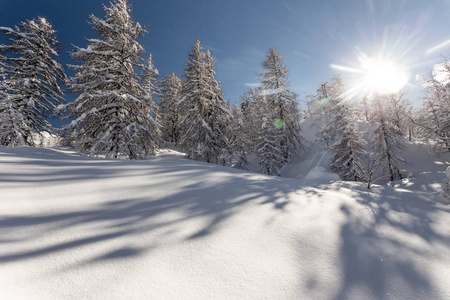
[[159, 72, 183, 146], [308, 76, 346, 148], [240, 87, 259, 151], [313, 75, 367, 182], [416, 61, 450, 153], [308, 81, 333, 147], [369, 93, 406, 181], [254, 92, 285, 176], [258, 48, 304, 162], [230, 103, 250, 170], [63, 0, 159, 159], [329, 100, 367, 181], [0, 17, 65, 146], [179, 39, 232, 165], [140, 53, 161, 151]]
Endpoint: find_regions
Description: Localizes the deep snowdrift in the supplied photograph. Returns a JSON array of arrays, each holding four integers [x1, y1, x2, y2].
[[0, 146, 449, 299]]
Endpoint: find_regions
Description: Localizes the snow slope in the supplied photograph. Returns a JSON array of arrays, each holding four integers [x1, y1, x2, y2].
[[0, 146, 449, 299]]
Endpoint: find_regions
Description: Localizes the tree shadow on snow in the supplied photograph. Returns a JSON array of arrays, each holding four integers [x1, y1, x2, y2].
[[0, 146, 302, 272], [315, 183, 450, 299]]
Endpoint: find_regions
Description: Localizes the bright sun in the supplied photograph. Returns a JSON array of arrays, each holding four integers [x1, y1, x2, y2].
[[360, 56, 409, 94], [330, 54, 410, 98]]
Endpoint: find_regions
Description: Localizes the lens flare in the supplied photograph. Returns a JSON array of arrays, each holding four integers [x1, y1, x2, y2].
[[331, 53, 410, 98], [360, 56, 409, 94], [274, 119, 284, 129]]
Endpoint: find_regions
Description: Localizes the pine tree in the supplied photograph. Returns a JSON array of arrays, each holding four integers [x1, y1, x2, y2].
[[308, 76, 346, 147], [64, 0, 158, 159], [308, 81, 333, 146], [258, 48, 304, 161], [179, 39, 232, 165], [0, 17, 65, 146], [254, 94, 284, 176], [312, 75, 367, 181], [329, 101, 367, 181], [140, 54, 161, 150], [230, 104, 250, 170], [159, 73, 183, 146], [416, 62, 450, 153], [369, 94, 405, 181], [240, 87, 259, 151]]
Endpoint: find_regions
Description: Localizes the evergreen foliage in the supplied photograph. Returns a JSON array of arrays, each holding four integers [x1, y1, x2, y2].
[[179, 39, 232, 165], [258, 48, 304, 162], [369, 94, 406, 181], [230, 103, 250, 170], [64, 0, 159, 159], [254, 94, 284, 176], [324, 76, 367, 181], [0, 17, 65, 146], [159, 73, 183, 146], [416, 61, 450, 153]]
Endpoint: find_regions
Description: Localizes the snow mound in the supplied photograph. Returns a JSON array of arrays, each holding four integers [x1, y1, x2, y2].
[[0, 146, 449, 300]]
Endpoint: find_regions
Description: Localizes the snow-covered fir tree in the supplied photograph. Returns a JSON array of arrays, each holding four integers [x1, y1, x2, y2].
[[240, 87, 259, 151], [308, 76, 346, 147], [179, 39, 232, 165], [0, 17, 65, 146], [307, 81, 333, 146], [64, 0, 159, 159], [258, 48, 304, 161], [416, 61, 450, 153], [369, 94, 406, 181], [329, 100, 367, 181], [254, 93, 285, 176], [159, 72, 183, 146], [139, 53, 161, 150], [384, 92, 414, 141], [310, 75, 367, 181], [230, 103, 250, 170]]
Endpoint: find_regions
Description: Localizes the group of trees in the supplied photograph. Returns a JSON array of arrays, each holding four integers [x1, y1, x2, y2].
[[0, 0, 304, 174], [307, 76, 415, 186], [0, 0, 449, 192]]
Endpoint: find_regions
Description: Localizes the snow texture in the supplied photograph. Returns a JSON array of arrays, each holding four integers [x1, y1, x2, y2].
[[0, 145, 449, 300]]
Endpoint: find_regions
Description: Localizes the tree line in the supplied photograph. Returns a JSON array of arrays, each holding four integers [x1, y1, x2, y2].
[[1, 0, 449, 189]]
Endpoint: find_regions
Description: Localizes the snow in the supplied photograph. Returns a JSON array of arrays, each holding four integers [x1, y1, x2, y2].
[[0, 145, 449, 300]]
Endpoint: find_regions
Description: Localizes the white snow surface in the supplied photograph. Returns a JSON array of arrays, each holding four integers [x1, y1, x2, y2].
[[0, 145, 449, 300]]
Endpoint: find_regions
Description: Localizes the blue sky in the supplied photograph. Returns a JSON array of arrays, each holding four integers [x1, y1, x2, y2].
[[1, 0, 450, 105]]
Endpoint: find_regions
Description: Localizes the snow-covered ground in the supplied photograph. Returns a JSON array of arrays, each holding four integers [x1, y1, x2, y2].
[[0, 145, 449, 299]]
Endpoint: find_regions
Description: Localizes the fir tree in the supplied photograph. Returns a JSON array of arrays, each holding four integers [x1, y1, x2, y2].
[[416, 62, 450, 153], [312, 75, 367, 181], [369, 94, 405, 181], [159, 73, 182, 146], [308, 76, 345, 147], [140, 53, 161, 150], [0, 17, 65, 146], [329, 101, 366, 181], [230, 104, 250, 170], [254, 94, 284, 176], [179, 39, 232, 165], [240, 87, 259, 151], [64, 0, 158, 159], [258, 48, 304, 161]]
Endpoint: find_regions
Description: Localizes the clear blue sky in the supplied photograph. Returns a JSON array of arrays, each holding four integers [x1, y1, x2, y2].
[[1, 0, 450, 105]]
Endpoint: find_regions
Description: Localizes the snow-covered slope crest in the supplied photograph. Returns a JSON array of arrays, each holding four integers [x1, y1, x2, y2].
[[0, 146, 449, 300]]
